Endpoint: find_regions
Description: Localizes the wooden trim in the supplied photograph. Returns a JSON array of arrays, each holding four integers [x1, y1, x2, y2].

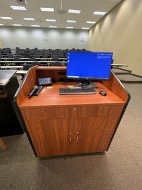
[[101, 71, 130, 102]]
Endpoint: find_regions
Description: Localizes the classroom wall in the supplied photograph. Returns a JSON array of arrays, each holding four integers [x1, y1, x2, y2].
[[0, 26, 88, 50], [88, 0, 142, 76]]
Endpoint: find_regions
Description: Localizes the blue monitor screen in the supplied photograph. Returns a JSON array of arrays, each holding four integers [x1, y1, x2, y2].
[[66, 51, 113, 81]]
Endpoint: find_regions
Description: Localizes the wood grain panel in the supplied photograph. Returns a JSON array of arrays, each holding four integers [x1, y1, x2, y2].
[[16, 66, 130, 157], [25, 119, 71, 157], [102, 71, 129, 102], [23, 116, 119, 157], [21, 104, 123, 121], [16, 66, 37, 105], [77, 129, 115, 153]]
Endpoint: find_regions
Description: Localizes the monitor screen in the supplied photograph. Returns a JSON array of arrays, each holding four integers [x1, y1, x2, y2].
[[66, 51, 113, 83]]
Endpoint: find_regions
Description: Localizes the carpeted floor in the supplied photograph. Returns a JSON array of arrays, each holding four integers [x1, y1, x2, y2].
[[0, 73, 142, 190]]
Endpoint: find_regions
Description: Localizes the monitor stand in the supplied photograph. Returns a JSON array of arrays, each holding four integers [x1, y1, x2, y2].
[[77, 80, 98, 88]]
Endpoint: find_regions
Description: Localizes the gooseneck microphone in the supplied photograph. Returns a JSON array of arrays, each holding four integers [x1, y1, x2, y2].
[[28, 86, 39, 98]]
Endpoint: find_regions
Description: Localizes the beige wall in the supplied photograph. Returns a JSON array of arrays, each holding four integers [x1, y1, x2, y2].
[[88, 0, 142, 76], [0, 39, 3, 48], [0, 27, 88, 50]]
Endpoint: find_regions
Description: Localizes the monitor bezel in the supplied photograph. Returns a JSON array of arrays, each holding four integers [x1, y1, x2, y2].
[[66, 51, 113, 82]]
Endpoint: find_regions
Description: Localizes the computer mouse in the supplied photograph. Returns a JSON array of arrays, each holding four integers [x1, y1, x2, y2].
[[99, 90, 107, 96]]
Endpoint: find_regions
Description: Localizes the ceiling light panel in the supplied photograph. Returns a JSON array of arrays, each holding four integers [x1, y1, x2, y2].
[[82, 27, 89, 30], [0, 17, 12, 20], [68, 9, 81, 14], [40, 8, 54, 12], [31, 25, 40, 27], [10, 6, 26, 10], [46, 19, 56, 22], [86, 21, 96, 24], [93, 11, 106, 15], [67, 20, 76, 23], [66, 27, 73, 29], [12, 24, 22, 26], [49, 26, 57, 28], [23, 18, 35, 20]]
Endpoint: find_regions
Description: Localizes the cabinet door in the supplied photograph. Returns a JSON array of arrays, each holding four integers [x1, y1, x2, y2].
[[21, 104, 123, 157], [72, 116, 119, 154], [26, 118, 72, 157]]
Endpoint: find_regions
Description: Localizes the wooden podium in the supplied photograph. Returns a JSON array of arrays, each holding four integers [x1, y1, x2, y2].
[[16, 66, 130, 157]]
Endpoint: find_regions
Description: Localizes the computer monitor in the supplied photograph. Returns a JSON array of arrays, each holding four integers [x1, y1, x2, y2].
[[66, 51, 113, 88]]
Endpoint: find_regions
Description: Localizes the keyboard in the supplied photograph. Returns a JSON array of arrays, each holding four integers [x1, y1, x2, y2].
[[59, 87, 96, 95]]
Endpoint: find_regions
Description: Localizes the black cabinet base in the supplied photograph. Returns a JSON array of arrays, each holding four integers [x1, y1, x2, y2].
[[0, 70, 25, 137]]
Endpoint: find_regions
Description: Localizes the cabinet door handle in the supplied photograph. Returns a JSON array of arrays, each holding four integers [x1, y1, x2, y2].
[[69, 137, 72, 143], [76, 136, 79, 143]]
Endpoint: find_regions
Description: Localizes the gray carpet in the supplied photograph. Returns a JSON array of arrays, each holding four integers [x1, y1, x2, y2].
[[0, 75, 142, 190]]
